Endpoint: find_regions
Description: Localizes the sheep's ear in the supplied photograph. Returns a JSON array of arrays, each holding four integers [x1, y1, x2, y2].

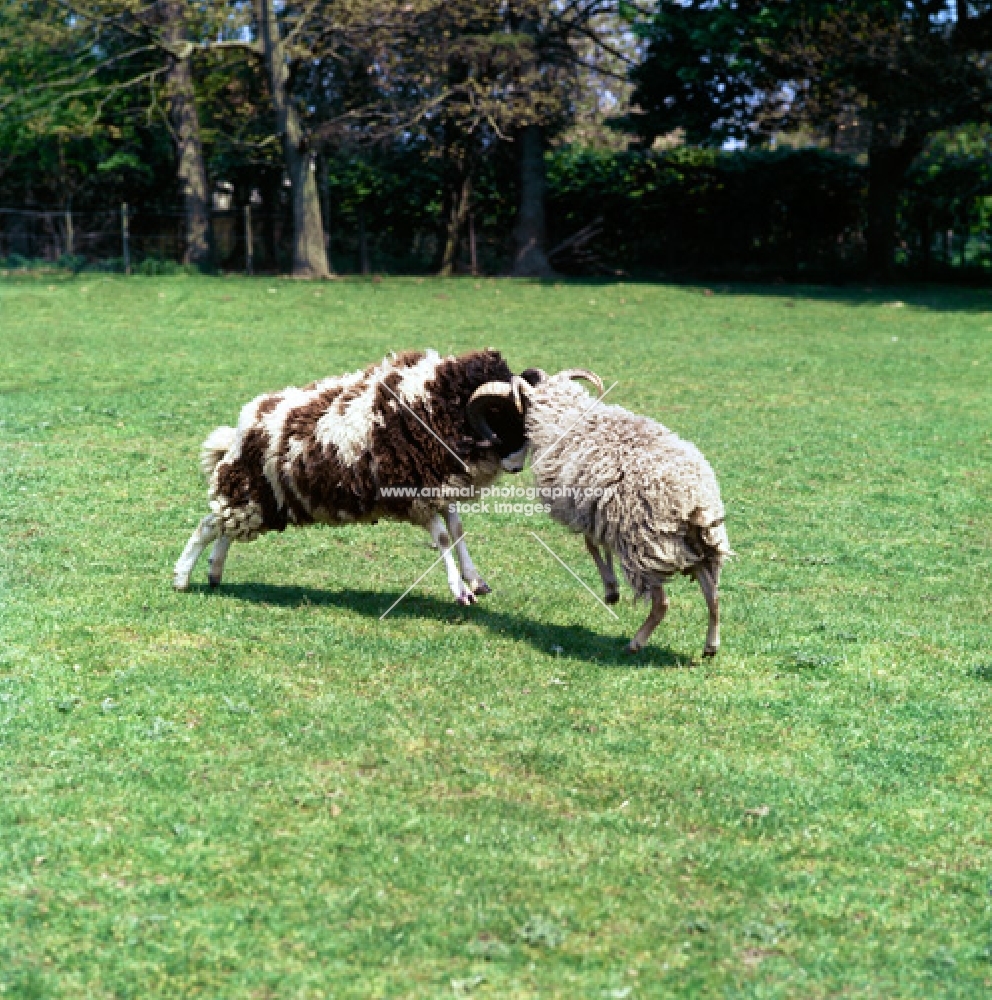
[[520, 368, 547, 387]]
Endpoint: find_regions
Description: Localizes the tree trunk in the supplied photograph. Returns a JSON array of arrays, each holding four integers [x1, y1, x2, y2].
[[439, 173, 472, 277], [162, 0, 211, 268], [469, 212, 478, 276], [356, 206, 369, 274], [866, 134, 920, 280], [318, 153, 333, 264], [260, 171, 280, 267], [255, 0, 331, 279], [511, 124, 554, 277]]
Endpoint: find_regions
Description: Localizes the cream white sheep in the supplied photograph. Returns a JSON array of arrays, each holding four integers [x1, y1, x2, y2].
[[468, 369, 732, 656]]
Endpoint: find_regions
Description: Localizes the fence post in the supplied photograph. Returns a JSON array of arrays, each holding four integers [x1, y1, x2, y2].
[[244, 205, 254, 276], [65, 208, 74, 259], [121, 202, 131, 275], [469, 212, 478, 276]]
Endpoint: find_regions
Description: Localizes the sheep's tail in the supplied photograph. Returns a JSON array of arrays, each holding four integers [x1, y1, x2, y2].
[[199, 426, 236, 481], [702, 521, 735, 560], [691, 510, 735, 560]]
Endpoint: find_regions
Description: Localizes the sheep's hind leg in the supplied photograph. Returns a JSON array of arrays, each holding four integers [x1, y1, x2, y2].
[[693, 562, 721, 657], [626, 584, 669, 653], [207, 535, 233, 588], [584, 535, 619, 604], [173, 514, 220, 591], [445, 506, 490, 595], [428, 513, 476, 606]]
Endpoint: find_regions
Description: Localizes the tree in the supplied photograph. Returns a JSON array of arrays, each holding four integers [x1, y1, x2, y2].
[[159, 0, 211, 265], [252, 0, 331, 278], [388, 0, 560, 276], [385, 0, 632, 277], [0, 0, 214, 264], [218, 0, 415, 279], [503, 1, 633, 277], [629, 0, 992, 277]]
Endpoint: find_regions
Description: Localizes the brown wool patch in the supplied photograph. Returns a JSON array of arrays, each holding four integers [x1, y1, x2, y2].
[[214, 458, 252, 511], [256, 393, 283, 417], [369, 351, 513, 513], [278, 384, 377, 522], [391, 349, 426, 369], [239, 426, 287, 531], [273, 389, 344, 527]]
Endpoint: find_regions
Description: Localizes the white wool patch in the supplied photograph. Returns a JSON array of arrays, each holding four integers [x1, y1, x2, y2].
[[200, 426, 236, 480], [315, 364, 388, 466], [396, 350, 442, 408], [313, 366, 372, 457], [330, 367, 372, 411], [284, 435, 306, 466], [202, 425, 236, 455], [309, 374, 346, 393]]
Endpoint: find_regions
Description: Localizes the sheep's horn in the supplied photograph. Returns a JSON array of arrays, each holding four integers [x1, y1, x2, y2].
[[560, 368, 604, 396], [467, 381, 515, 442], [510, 374, 530, 413]]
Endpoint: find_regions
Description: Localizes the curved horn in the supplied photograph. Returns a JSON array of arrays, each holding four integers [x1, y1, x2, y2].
[[467, 381, 514, 441], [510, 374, 531, 414], [559, 368, 604, 397]]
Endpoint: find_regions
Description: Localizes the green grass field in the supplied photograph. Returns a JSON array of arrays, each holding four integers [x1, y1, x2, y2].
[[2, 274, 992, 999]]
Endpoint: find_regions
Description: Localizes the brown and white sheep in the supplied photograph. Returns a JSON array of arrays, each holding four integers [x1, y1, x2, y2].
[[174, 349, 527, 603]]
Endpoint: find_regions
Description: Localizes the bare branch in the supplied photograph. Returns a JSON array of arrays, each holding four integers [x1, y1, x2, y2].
[[0, 43, 161, 111], [282, 0, 323, 51], [198, 39, 264, 58]]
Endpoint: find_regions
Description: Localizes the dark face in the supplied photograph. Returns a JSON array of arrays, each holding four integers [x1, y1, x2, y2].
[[481, 401, 527, 458]]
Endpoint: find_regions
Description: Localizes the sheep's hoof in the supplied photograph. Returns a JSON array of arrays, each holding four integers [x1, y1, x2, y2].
[[456, 592, 477, 606], [208, 575, 221, 589], [605, 591, 620, 605], [625, 641, 642, 654], [471, 579, 492, 596], [702, 646, 719, 658], [173, 576, 190, 592]]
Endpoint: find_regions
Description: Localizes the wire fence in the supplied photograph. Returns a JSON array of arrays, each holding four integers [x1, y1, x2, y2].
[[10, 202, 983, 280], [0, 205, 289, 274], [0, 205, 499, 276]]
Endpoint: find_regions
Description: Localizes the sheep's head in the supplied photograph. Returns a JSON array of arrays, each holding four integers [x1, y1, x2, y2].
[[467, 368, 604, 471]]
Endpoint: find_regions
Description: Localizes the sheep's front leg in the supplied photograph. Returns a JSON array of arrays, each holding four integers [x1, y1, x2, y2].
[[584, 535, 619, 604], [428, 513, 476, 606], [626, 584, 669, 653], [694, 562, 721, 657], [445, 506, 491, 595], [174, 514, 220, 591], [207, 536, 233, 588]]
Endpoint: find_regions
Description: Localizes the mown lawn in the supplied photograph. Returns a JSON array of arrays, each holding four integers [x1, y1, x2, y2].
[[1, 274, 991, 999]]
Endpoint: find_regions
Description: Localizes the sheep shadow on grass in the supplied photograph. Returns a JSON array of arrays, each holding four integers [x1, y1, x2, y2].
[[215, 582, 692, 669]]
